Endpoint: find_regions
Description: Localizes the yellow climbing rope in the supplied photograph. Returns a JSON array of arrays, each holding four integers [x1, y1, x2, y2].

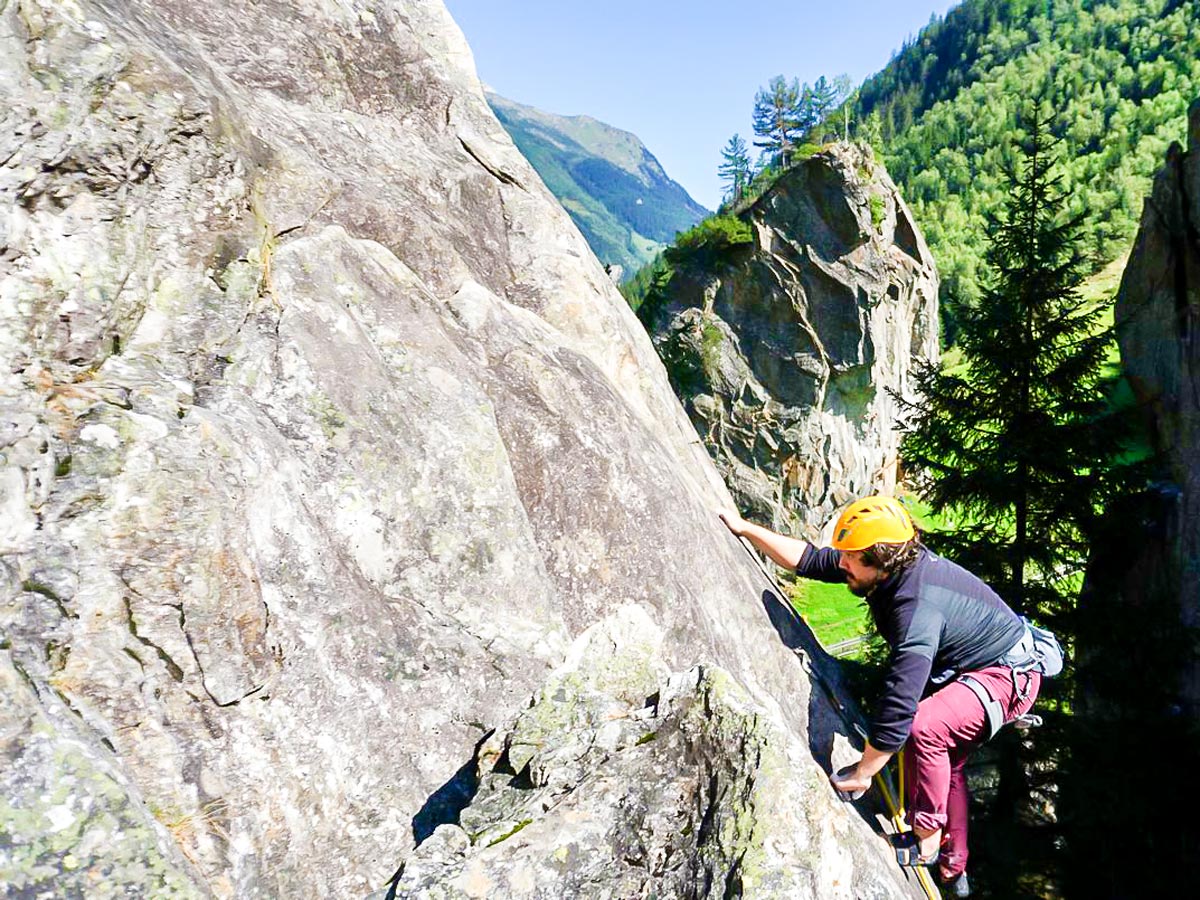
[[875, 744, 940, 899]]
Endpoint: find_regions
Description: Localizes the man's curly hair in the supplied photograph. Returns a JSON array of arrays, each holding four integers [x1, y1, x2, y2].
[[860, 532, 923, 574]]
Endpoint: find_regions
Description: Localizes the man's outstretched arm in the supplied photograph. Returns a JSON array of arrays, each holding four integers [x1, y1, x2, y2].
[[718, 510, 809, 570]]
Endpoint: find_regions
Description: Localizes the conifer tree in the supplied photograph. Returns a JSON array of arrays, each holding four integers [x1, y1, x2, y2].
[[752, 75, 803, 168], [897, 108, 1119, 620], [810, 75, 839, 126], [717, 134, 751, 203], [857, 110, 884, 150], [794, 82, 817, 136], [832, 75, 856, 140]]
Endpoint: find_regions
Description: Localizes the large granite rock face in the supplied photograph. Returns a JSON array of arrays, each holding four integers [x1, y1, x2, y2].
[[642, 146, 939, 537], [0, 1, 918, 897], [1113, 98, 1200, 715]]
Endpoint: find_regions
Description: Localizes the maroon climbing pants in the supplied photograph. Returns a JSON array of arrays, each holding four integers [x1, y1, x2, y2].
[[902, 665, 1041, 881]]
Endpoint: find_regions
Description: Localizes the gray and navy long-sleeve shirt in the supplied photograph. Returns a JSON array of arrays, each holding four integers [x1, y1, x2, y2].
[[798, 544, 1024, 752]]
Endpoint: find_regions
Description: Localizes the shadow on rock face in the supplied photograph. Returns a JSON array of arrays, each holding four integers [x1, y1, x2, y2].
[[411, 738, 489, 846], [758, 588, 810, 655], [757, 589, 884, 836], [758, 587, 842, 770]]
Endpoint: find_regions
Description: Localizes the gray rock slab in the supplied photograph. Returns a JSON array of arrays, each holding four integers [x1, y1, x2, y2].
[[391, 606, 906, 899], [1, 1, 924, 896]]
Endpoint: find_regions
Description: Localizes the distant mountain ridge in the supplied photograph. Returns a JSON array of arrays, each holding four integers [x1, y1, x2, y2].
[[487, 92, 709, 277]]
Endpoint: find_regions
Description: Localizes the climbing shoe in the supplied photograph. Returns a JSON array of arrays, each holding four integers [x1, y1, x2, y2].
[[941, 871, 970, 897], [890, 831, 938, 867]]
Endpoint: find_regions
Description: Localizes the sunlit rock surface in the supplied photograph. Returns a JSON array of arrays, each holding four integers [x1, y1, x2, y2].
[[391, 606, 900, 900], [1, 1, 920, 896], [641, 145, 939, 537]]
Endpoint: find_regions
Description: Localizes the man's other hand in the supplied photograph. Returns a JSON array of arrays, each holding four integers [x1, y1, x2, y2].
[[830, 764, 871, 800]]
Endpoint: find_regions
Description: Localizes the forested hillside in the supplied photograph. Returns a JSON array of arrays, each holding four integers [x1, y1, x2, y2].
[[851, 0, 1198, 324], [487, 93, 709, 276]]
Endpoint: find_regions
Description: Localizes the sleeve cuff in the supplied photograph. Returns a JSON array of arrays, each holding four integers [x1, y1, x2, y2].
[[868, 732, 909, 754], [795, 541, 812, 572]]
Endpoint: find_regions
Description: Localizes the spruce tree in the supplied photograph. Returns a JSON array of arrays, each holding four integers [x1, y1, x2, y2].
[[794, 82, 817, 136], [751, 75, 803, 168], [810, 75, 839, 127], [832, 75, 855, 140], [897, 108, 1116, 619], [717, 134, 751, 203]]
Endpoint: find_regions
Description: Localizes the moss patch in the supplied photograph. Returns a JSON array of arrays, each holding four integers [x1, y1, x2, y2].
[[486, 818, 532, 847], [869, 194, 886, 230]]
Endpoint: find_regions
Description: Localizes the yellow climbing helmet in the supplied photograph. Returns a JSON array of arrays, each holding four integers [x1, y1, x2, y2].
[[831, 495, 915, 551]]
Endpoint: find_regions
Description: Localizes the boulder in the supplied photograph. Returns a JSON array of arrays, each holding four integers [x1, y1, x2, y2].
[[641, 146, 939, 537], [391, 606, 900, 900]]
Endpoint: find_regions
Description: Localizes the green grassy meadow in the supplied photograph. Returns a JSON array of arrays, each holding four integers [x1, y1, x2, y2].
[[790, 578, 867, 651]]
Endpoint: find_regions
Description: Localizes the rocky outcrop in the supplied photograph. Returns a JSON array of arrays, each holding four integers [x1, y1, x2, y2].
[[641, 146, 939, 537], [392, 606, 899, 900], [1, 1, 917, 897], [1112, 98, 1200, 715]]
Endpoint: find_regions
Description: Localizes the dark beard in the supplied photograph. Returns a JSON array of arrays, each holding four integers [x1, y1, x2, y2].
[[847, 579, 873, 597], [847, 570, 886, 597]]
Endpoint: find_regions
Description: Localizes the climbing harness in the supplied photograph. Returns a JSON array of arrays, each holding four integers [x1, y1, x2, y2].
[[960, 617, 1063, 740], [958, 674, 1006, 741]]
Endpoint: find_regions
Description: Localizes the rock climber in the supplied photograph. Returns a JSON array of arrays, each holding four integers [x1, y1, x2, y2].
[[719, 495, 1050, 898]]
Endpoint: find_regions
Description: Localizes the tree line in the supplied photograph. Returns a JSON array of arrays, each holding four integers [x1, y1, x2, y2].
[[717, 73, 853, 206], [705, 0, 1197, 344], [846, 0, 1198, 335]]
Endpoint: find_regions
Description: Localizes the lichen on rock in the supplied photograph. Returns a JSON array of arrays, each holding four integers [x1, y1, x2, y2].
[[0, 652, 202, 897], [391, 605, 901, 899]]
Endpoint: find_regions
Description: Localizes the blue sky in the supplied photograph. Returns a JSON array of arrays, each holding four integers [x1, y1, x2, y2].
[[443, 1, 960, 210]]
